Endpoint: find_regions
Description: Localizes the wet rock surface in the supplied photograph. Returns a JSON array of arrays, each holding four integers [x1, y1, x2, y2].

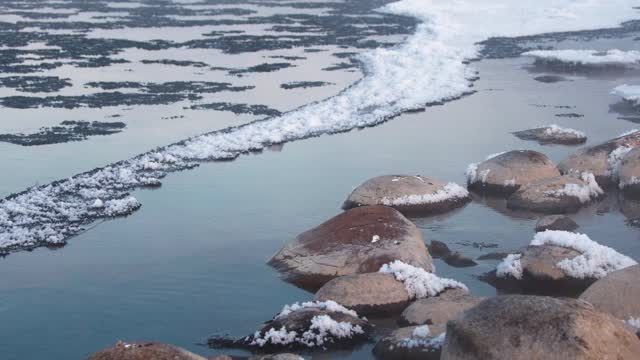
[[399, 288, 482, 326], [86, 342, 207, 360], [579, 264, 640, 321], [269, 205, 433, 291], [535, 215, 579, 232], [442, 295, 640, 360], [314, 273, 410, 315], [467, 150, 560, 195], [0, 120, 126, 146]]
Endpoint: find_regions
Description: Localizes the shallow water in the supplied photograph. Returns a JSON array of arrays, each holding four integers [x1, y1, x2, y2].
[[2, 1, 640, 360]]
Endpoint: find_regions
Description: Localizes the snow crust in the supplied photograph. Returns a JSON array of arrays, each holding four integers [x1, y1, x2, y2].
[[530, 230, 637, 279], [276, 300, 359, 320], [612, 84, 640, 106], [608, 146, 634, 177], [380, 182, 469, 206], [544, 172, 603, 203], [543, 124, 586, 138], [399, 327, 446, 350], [523, 49, 640, 66], [379, 260, 467, 299], [2, 0, 639, 252], [496, 254, 523, 280]]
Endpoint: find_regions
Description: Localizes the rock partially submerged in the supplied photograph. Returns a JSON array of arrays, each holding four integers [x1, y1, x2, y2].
[[269, 206, 433, 290], [399, 288, 483, 326], [466, 150, 560, 195], [513, 125, 586, 145], [579, 264, 640, 321], [343, 175, 470, 215], [558, 130, 640, 187], [314, 273, 410, 315], [442, 295, 640, 360], [86, 342, 207, 360], [619, 147, 640, 198], [373, 325, 445, 360], [535, 215, 578, 232], [506, 174, 603, 214], [208, 301, 372, 351], [426, 241, 476, 267]]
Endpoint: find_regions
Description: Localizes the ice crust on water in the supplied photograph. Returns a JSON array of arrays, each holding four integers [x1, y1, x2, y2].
[[379, 260, 467, 299], [523, 49, 640, 66], [530, 230, 637, 279], [544, 172, 603, 203], [2, 0, 639, 252], [496, 254, 523, 280], [612, 84, 640, 106], [380, 182, 469, 206]]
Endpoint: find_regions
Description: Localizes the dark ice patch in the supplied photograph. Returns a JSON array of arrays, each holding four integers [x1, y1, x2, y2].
[[533, 75, 569, 83], [228, 62, 295, 75], [188, 102, 281, 117], [0, 120, 125, 146], [555, 113, 584, 118], [281, 81, 333, 90], [0, 76, 71, 93], [140, 59, 209, 68]]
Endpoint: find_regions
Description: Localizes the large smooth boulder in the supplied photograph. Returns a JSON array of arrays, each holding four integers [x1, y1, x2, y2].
[[399, 288, 483, 326], [579, 264, 640, 320], [506, 175, 602, 214], [86, 342, 207, 360], [343, 175, 470, 215], [513, 125, 587, 145], [490, 245, 595, 296], [619, 147, 640, 197], [535, 215, 578, 232], [314, 273, 410, 315], [269, 206, 433, 290], [466, 150, 560, 195], [442, 295, 640, 360], [373, 325, 446, 360], [558, 130, 640, 187]]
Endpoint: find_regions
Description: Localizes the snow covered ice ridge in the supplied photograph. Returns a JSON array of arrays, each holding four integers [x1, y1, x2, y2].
[[380, 182, 469, 206], [530, 230, 637, 279], [379, 260, 467, 299], [523, 49, 640, 67], [2, 0, 639, 253]]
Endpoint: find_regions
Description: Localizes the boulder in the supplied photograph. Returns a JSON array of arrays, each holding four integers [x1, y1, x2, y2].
[[558, 130, 640, 187], [373, 325, 446, 360], [427, 240, 451, 258], [513, 125, 586, 145], [399, 288, 483, 326], [343, 175, 470, 215], [466, 150, 560, 195], [506, 175, 602, 214], [442, 295, 640, 360], [579, 264, 640, 321], [269, 206, 433, 290], [443, 252, 477, 268], [535, 215, 578, 232], [86, 342, 207, 360], [314, 273, 410, 315], [619, 147, 640, 198]]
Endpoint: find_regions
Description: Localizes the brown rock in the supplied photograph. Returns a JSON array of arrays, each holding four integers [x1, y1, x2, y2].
[[269, 206, 433, 290], [507, 175, 601, 214], [373, 325, 446, 360], [441, 295, 640, 360], [467, 150, 560, 195], [86, 342, 207, 360], [535, 215, 578, 232], [513, 126, 587, 145], [579, 264, 640, 320], [399, 288, 483, 326], [428, 240, 451, 258], [443, 252, 477, 268], [343, 175, 470, 215], [314, 273, 410, 315]]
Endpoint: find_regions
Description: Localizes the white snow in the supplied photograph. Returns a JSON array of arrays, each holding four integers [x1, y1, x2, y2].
[[399, 328, 446, 350], [612, 85, 640, 106], [543, 172, 603, 203], [91, 199, 104, 208], [2, 0, 639, 251], [496, 254, 523, 280], [543, 124, 586, 139], [275, 300, 359, 320], [372, 235, 381, 243], [379, 260, 467, 299], [530, 230, 637, 279], [412, 325, 431, 338], [626, 317, 640, 332], [380, 182, 469, 206], [523, 49, 640, 67], [608, 146, 634, 177]]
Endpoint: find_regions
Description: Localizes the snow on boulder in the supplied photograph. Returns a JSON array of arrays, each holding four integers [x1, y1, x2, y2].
[[618, 147, 640, 198], [523, 49, 640, 70], [86, 341, 207, 360], [373, 325, 446, 360], [399, 288, 484, 327], [442, 295, 640, 360], [208, 301, 372, 351], [490, 231, 637, 295], [343, 175, 470, 215], [506, 173, 603, 214], [612, 84, 640, 109], [579, 264, 640, 321], [379, 260, 467, 299], [466, 150, 560, 195], [269, 206, 433, 291], [513, 124, 587, 145], [314, 272, 411, 315], [535, 215, 578, 232], [558, 129, 640, 187]]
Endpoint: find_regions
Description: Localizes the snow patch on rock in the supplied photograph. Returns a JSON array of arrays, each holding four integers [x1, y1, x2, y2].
[[380, 182, 469, 206], [379, 260, 467, 299], [496, 254, 523, 280], [544, 172, 603, 203]]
